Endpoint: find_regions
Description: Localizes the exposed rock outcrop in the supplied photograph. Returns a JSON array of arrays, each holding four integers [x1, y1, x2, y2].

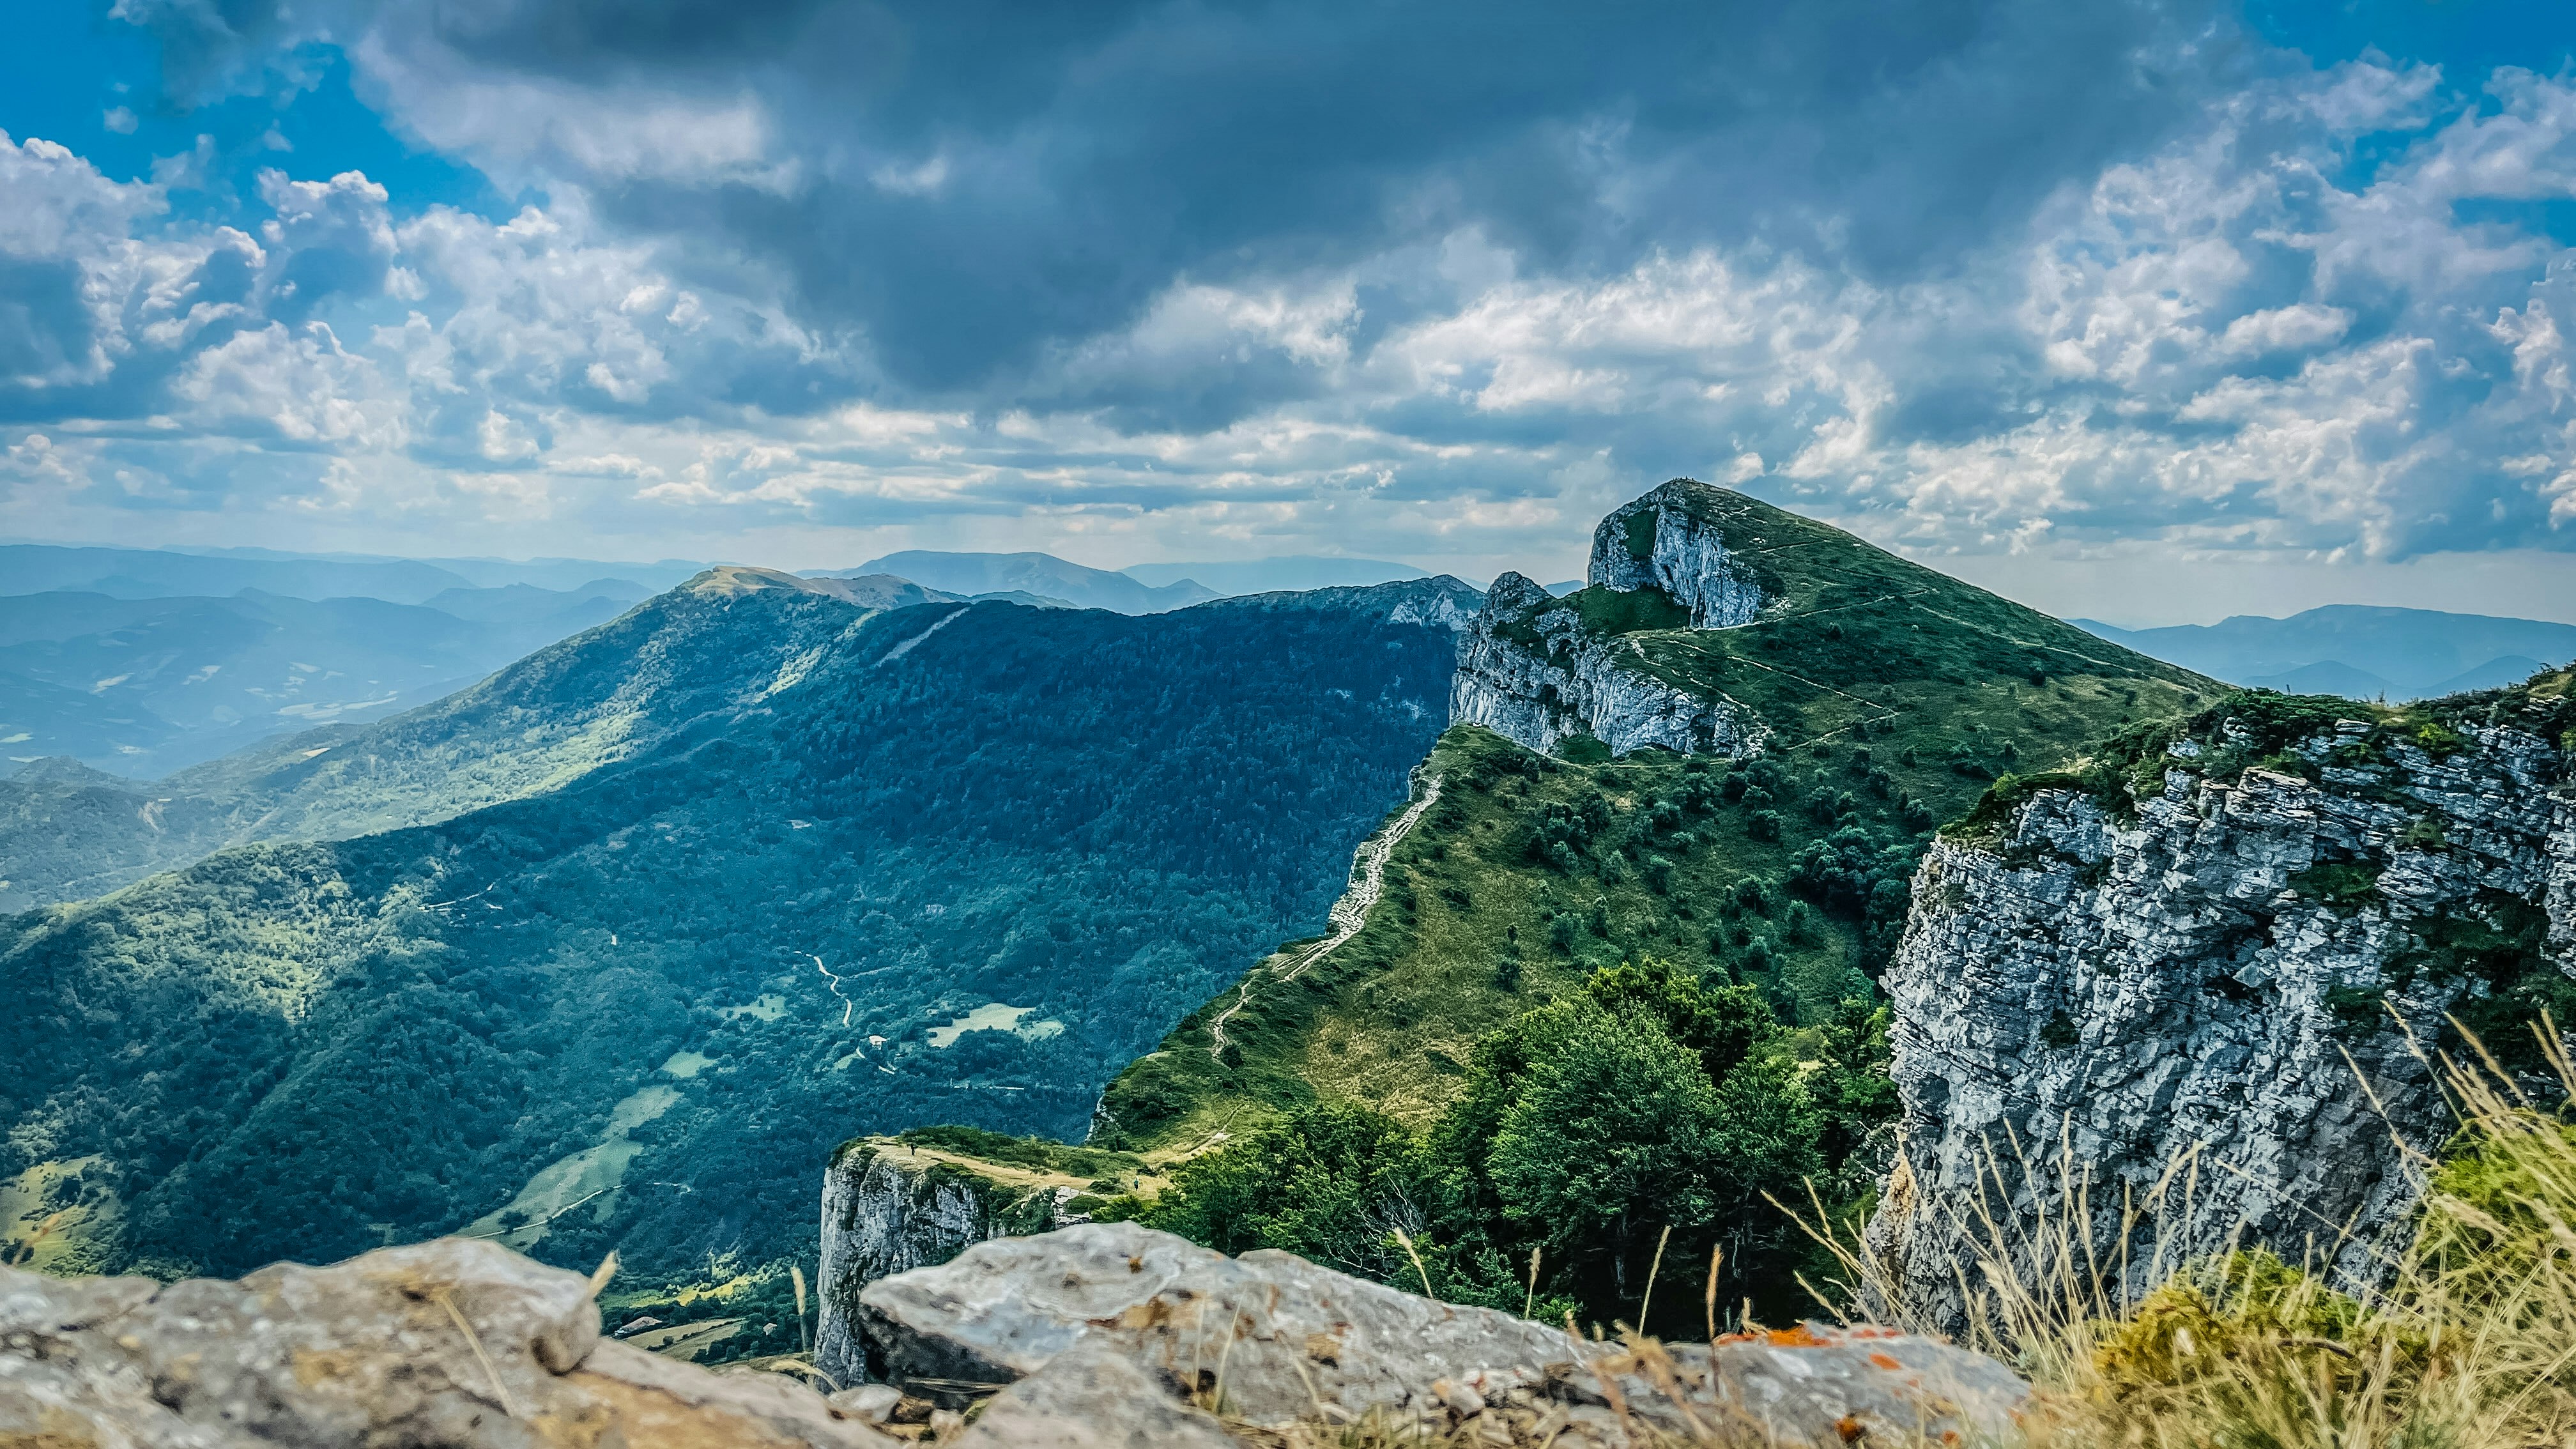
[[1448, 480, 1780, 760], [813, 1141, 1075, 1388], [0, 1238, 897, 1449], [1450, 572, 1762, 757], [852, 1222, 2028, 1448], [1873, 686, 2576, 1333], [1589, 480, 1771, 627]]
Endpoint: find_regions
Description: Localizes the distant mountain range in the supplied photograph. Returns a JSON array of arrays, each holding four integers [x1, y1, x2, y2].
[[825, 551, 1434, 613], [0, 581, 652, 776], [2071, 606, 2576, 701], [0, 542, 707, 604], [1122, 556, 1427, 594], [838, 551, 1218, 613]]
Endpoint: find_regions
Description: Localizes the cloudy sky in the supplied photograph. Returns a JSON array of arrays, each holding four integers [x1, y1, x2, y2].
[[3, 0, 2574, 622]]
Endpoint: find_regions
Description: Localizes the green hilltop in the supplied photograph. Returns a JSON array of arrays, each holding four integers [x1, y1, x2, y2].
[[1096, 481, 2218, 1154]]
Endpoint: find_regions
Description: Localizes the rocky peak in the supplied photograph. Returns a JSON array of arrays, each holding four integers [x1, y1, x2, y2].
[[1587, 479, 1773, 629], [1871, 678, 2576, 1333], [1448, 570, 1761, 758]]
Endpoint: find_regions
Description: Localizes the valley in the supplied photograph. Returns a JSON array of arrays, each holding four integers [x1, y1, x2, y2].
[[1, 570, 1473, 1286]]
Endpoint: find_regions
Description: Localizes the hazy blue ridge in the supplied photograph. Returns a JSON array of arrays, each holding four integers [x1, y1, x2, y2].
[[2071, 606, 2576, 700], [846, 551, 1220, 613], [0, 585, 648, 777], [6, 542, 714, 600], [1122, 556, 1428, 594]]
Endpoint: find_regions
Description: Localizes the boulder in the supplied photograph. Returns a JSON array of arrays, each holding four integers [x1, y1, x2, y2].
[[854, 1223, 2030, 1447], [0, 1238, 897, 1449]]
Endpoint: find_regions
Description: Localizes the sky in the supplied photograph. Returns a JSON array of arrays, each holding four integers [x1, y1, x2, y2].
[[3, 1, 2575, 624]]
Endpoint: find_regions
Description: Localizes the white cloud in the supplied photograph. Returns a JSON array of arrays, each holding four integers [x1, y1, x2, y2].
[[6, 52, 2575, 591]]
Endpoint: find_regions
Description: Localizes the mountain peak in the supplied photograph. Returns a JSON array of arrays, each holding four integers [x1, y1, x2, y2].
[[682, 565, 838, 599]]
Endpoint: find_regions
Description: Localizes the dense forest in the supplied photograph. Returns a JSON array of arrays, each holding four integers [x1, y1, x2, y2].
[[0, 576, 1469, 1283]]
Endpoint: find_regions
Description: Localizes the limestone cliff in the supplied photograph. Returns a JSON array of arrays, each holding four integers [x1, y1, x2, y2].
[[812, 1138, 1103, 1386], [1590, 484, 1772, 627], [1872, 677, 2576, 1331], [1450, 571, 1763, 757], [1449, 480, 1777, 758]]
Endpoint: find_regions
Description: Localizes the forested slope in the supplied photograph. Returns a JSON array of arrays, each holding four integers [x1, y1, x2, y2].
[[0, 574, 1468, 1287]]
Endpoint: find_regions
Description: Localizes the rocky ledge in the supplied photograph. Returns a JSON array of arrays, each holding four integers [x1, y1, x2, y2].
[[853, 1222, 2026, 1447], [9, 1224, 2030, 1449], [2, 1237, 888, 1449], [815, 1138, 1087, 1388]]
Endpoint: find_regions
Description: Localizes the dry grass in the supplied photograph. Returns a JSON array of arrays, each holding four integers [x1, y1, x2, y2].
[[1794, 1016, 2576, 1449]]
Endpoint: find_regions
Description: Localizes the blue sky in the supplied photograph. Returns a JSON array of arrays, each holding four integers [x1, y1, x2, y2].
[[3, 0, 2575, 623]]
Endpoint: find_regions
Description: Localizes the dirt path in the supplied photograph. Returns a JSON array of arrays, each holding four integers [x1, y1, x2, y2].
[[1208, 771, 1441, 1057]]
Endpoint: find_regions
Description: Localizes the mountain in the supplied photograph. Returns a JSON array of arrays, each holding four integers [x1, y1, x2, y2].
[[1121, 556, 1428, 594], [0, 572, 1474, 1284], [861, 480, 2220, 1335], [418, 580, 652, 624], [0, 546, 481, 606], [844, 552, 1219, 613], [2073, 605, 2576, 700], [0, 585, 646, 778]]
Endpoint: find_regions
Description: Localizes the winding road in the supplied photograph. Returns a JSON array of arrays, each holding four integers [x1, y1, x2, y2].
[[1208, 771, 1441, 1057]]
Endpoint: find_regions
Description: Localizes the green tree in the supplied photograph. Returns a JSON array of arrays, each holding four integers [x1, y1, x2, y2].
[[1147, 1102, 1425, 1283]]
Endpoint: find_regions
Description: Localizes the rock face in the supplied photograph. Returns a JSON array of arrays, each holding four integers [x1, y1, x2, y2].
[[849, 1222, 2028, 1448], [1450, 572, 1763, 758], [1448, 479, 1777, 760], [0, 1237, 898, 1449], [1873, 694, 2576, 1333], [1589, 480, 1770, 628], [814, 1142, 1070, 1389]]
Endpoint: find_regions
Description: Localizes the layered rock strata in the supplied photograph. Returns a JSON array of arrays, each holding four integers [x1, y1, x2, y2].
[[1872, 702, 2576, 1333], [1450, 572, 1761, 757]]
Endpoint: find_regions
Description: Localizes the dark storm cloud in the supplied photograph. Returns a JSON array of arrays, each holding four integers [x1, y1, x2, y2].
[[150, 0, 2235, 404]]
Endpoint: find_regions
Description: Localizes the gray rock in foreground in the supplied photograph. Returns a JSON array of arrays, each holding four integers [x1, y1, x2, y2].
[[0, 1238, 896, 1449], [855, 1222, 2028, 1447]]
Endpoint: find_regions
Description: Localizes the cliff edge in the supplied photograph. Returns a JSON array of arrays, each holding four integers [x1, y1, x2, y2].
[[1872, 675, 2576, 1331]]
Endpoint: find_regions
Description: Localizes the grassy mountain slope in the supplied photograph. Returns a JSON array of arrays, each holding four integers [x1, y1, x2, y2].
[[0, 576, 1463, 1287], [1093, 485, 2220, 1157]]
